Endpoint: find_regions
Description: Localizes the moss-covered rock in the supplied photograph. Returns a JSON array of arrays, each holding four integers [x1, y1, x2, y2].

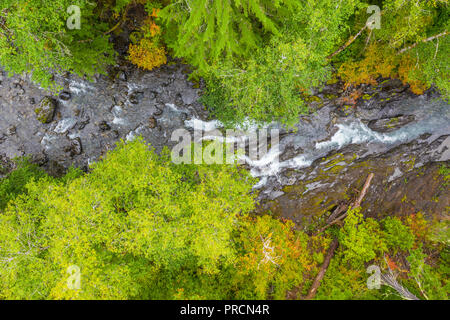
[[35, 96, 56, 124]]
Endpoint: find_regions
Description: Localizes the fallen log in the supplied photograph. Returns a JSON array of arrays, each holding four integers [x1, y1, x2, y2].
[[398, 31, 448, 54], [305, 238, 339, 300], [328, 24, 368, 59], [353, 173, 374, 208], [305, 173, 374, 300], [315, 173, 374, 236]]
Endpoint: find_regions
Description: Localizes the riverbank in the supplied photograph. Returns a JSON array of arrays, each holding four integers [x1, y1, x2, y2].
[[0, 63, 448, 226]]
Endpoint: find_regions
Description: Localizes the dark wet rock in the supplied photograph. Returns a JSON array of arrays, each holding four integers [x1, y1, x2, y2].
[[258, 143, 450, 227], [0, 154, 17, 178], [367, 115, 415, 133], [35, 96, 56, 123], [117, 70, 128, 82], [29, 97, 36, 105], [0, 64, 448, 226], [31, 152, 48, 166], [280, 146, 304, 162], [77, 117, 90, 130], [7, 126, 16, 136], [334, 105, 354, 117], [46, 160, 66, 177], [129, 91, 144, 104], [71, 138, 82, 156], [59, 91, 71, 101], [99, 121, 111, 131], [153, 106, 163, 116], [13, 82, 25, 94], [111, 130, 120, 138], [148, 91, 157, 100], [380, 78, 406, 93], [64, 138, 82, 157], [148, 116, 157, 129]]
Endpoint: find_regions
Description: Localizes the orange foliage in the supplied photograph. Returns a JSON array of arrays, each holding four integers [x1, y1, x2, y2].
[[149, 22, 160, 37], [127, 4, 166, 71], [404, 212, 430, 244], [337, 44, 428, 94], [236, 216, 329, 278], [385, 254, 399, 271], [142, 17, 162, 37], [338, 44, 395, 88], [397, 55, 428, 95], [339, 89, 362, 106], [128, 39, 167, 71], [150, 8, 160, 18]]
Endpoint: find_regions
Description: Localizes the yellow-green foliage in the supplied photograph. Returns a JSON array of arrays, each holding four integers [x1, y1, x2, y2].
[[318, 212, 448, 300], [336, 0, 449, 97], [338, 207, 387, 268], [383, 216, 415, 252], [337, 44, 429, 94], [231, 215, 330, 299], [0, 142, 447, 300], [0, 138, 332, 300], [0, 158, 47, 210], [0, 0, 116, 91], [0, 138, 256, 299], [127, 2, 167, 70], [128, 39, 167, 71]]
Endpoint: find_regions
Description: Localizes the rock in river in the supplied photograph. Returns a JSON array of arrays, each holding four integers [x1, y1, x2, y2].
[[35, 96, 56, 123]]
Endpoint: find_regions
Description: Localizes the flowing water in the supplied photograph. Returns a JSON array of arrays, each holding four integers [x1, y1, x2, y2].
[[0, 64, 449, 220]]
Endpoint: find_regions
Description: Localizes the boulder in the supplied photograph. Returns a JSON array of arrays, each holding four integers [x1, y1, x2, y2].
[[35, 96, 56, 123]]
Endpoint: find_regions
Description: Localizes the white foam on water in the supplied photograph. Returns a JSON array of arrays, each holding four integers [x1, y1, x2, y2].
[[54, 118, 77, 134], [69, 80, 94, 95], [184, 117, 270, 132], [112, 106, 126, 125], [180, 117, 426, 188], [165, 103, 184, 113], [184, 118, 223, 131], [253, 176, 268, 189], [126, 131, 135, 142], [183, 117, 307, 185], [315, 121, 408, 150], [127, 83, 143, 95]]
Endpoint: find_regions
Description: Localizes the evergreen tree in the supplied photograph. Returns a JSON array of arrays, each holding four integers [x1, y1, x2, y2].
[[159, 0, 299, 73], [0, 0, 115, 91]]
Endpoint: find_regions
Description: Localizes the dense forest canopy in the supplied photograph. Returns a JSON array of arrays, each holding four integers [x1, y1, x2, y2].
[[0, 0, 448, 300], [0, 0, 448, 124], [0, 140, 448, 299]]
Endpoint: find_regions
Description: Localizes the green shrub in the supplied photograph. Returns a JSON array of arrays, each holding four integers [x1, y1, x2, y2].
[[161, 0, 362, 126], [338, 208, 387, 268], [407, 246, 449, 300], [0, 138, 257, 299], [0, 0, 115, 91], [0, 158, 45, 210], [383, 216, 415, 252]]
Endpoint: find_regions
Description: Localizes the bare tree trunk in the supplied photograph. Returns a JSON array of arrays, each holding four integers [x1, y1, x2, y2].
[[315, 173, 374, 235], [328, 24, 368, 59], [305, 173, 375, 300], [398, 31, 448, 54], [380, 272, 420, 300], [305, 238, 339, 300], [352, 173, 374, 208]]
